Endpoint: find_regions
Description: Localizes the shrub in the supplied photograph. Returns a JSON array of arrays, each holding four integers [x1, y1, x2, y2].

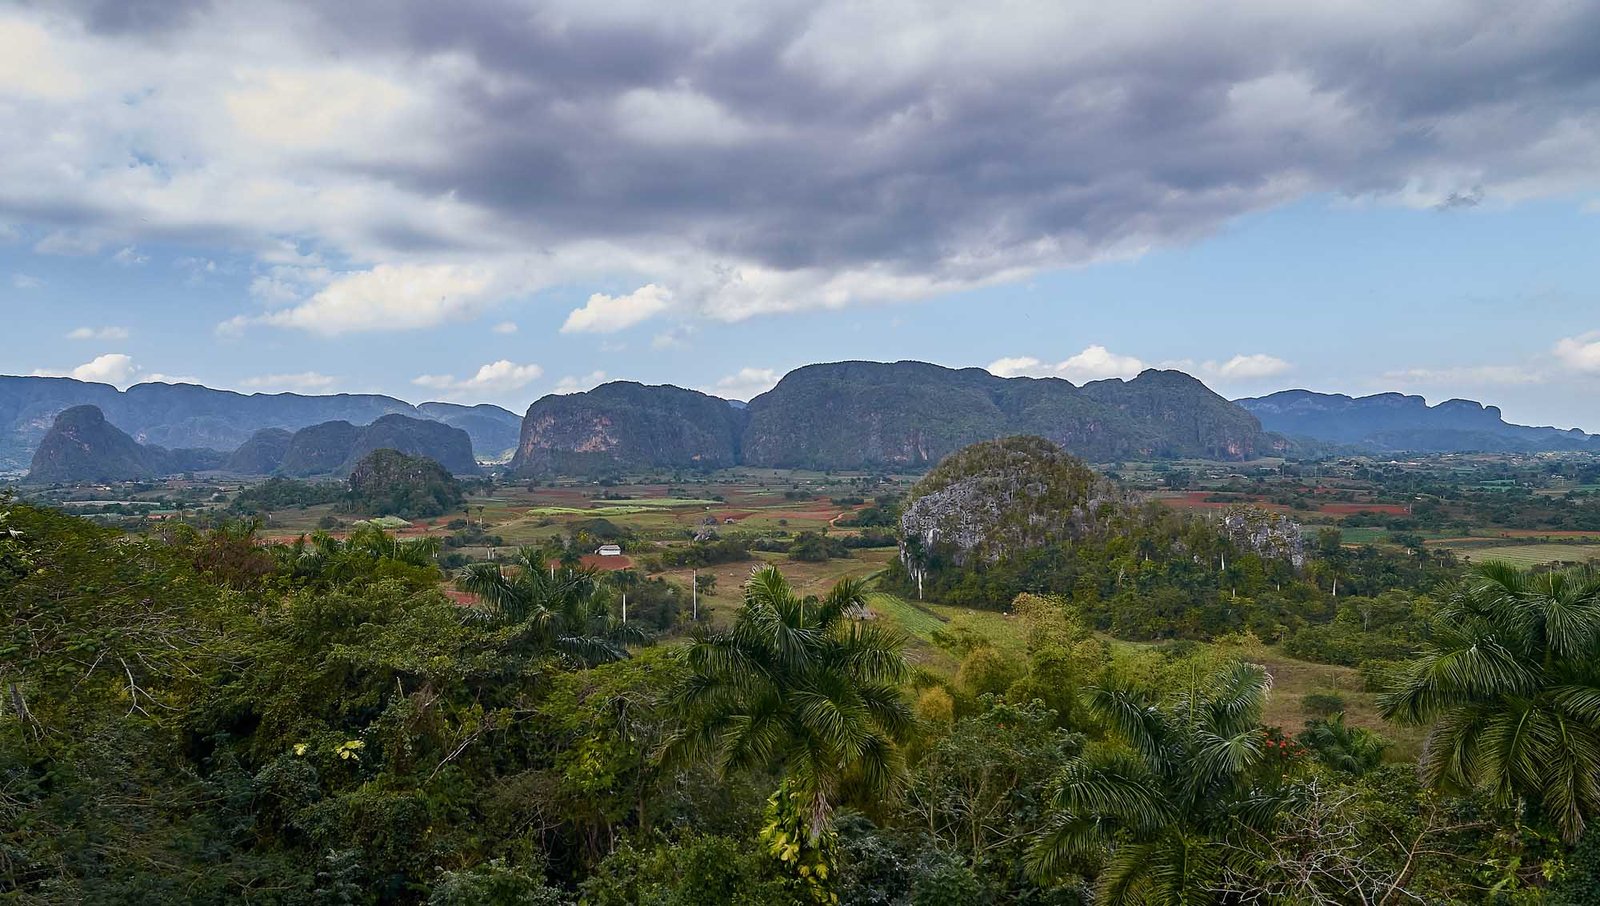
[[1302, 692, 1347, 718]]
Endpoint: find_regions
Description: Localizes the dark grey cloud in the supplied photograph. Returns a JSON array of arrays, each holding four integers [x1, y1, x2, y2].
[[10, 0, 1600, 320]]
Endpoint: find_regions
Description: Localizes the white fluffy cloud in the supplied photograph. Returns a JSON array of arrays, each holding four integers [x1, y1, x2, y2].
[[561, 285, 675, 334], [12, 273, 41, 289], [66, 325, 130, 341], [1554, 333, 1600, 374], [711, 367, 783, 401], [988, 345, 1147, 382], [491, 321, 518, 335], [1212, 354, 1292, 380], [239, 371, 339, 392], [223, 263, 494, 335], [32, 353, 141, 387], [991, 347, 1294, 386], [414, 360, 544, 396], [553, 371, 609, 394]]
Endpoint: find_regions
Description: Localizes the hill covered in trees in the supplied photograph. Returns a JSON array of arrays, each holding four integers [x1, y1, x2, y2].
[[345, 448, 465, 518]]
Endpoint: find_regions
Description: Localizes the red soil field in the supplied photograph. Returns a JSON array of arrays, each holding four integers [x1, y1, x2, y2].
[[578, 553, 633, 570], [1318, 503, 1411, 515]]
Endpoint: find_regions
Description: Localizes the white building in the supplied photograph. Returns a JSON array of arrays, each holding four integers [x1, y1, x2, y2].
[[595, 544, 623, 557]]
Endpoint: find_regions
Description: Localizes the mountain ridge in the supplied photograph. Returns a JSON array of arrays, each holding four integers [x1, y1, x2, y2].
[[513, 360, 1281, 475], [8, 369, 1595, 477], [22, 406, 479, 483], [1236, 389, 1599, 453], [0, 376, 519, 471]]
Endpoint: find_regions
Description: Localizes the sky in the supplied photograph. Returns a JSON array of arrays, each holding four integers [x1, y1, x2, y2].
[[1, 0, 1598, 429]]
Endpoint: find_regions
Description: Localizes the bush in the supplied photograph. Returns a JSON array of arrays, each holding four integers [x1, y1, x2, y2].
[[428, 859, 563, 905], [956, 647, 1021, 698], [1302, 692, 1347, 718], [915, 687, 956, 724]]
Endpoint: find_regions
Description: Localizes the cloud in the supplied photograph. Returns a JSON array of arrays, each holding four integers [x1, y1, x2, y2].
[[414, 360, 544, 396], [4, 2, 1600, 330], [651, 324, 696, 349], [12, 273, 42, 289], [32, 352, 141, 387], [993, 347, 1294, 385], [553, 371, 608, 394], [66, 325, 130, 340], [111, 246, 148, 266], [1212, 354, 1292, 380], [710, 367, 783, 401], [491, 321, 518, 334], [1554, 333, 1600, 374], [223, 263, 494, 335], [1382, 365, 1544, 387], [988, 345, 1146, 382], [238, 371, 339, 392], [561, 284, 674, 334]]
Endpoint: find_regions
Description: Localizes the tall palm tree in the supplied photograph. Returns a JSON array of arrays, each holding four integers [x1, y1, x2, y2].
[[666, 567, 913, 841], [457, 551, 640, 665], [1029, 661, 1281, 902], [1380, 562, 1600, 843]]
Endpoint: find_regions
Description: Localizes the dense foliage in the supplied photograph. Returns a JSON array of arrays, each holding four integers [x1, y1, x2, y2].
[[6, 490, 1600, 903], [229, 475, 350, 514], [346, 448, 466, 519]]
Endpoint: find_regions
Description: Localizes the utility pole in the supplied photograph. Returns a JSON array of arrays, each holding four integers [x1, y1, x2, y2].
[[622, 592, 627, 625], [691, 569, 698, 621]]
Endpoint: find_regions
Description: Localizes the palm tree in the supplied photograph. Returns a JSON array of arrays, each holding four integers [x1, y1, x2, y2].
[[272, 527, 441, 583], [1379, 562, 1600, 843], [1029, 661, 1281, 902], [456, 551, 640, 665], [666, 567, 913, 841], [1298, 711, 1389, 775]]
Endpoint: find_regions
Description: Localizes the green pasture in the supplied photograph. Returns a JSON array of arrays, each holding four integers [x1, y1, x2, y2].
[[1442, 543, 1600, 568]]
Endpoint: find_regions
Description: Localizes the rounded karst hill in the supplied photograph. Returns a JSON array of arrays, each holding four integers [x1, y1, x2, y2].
[[899, 435, 1128, 567], [346, 448, 464, 519]]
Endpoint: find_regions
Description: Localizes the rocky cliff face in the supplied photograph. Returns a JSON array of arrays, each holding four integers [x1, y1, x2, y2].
[[742, 361, 1276, 468], [510, 382, 746, 476], [1236, 389, 1599, 453], [1080, 370, 1277, 460]]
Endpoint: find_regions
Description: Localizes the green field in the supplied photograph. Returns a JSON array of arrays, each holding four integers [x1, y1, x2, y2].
[[1442, 543, 1600, 567]]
